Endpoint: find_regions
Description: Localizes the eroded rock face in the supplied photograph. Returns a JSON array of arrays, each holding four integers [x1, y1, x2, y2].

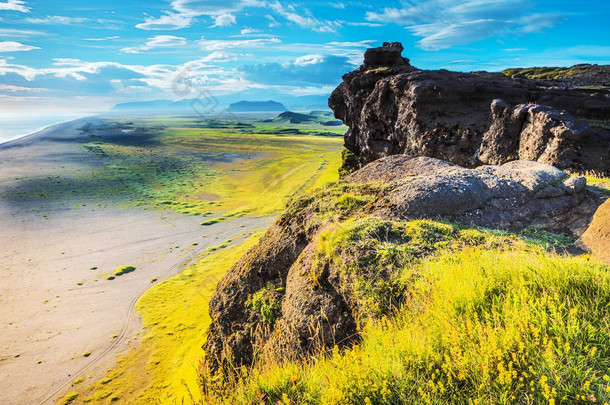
[[578, 200, 610, 264], [329, 43, 610, 175], [203, 156, 606, 376]]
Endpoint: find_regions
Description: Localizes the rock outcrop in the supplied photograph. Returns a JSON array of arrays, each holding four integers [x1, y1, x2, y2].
[[329, 42, 610, 175], [355, 156, 600, 235], [203, 156, 607, 376], [578, 199, 610, 264]]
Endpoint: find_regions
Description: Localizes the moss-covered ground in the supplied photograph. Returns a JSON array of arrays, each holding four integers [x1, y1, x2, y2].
[[502, 65, 603, 80], [5, 115, 344, 217], [204, 221, 610, 405]]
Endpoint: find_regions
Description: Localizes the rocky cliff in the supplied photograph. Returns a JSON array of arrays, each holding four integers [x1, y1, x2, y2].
[[329, 42, 610, 175], [202, 155, 607, 377]]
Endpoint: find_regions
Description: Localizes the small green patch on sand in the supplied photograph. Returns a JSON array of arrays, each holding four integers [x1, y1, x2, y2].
[[114, 265, 136, 276]]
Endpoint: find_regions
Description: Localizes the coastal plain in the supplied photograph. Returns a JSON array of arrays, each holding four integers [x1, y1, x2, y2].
[[0, 115, 343, 404]]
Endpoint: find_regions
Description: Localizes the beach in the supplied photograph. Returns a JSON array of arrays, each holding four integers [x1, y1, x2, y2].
[[0, 120, 272, 404]]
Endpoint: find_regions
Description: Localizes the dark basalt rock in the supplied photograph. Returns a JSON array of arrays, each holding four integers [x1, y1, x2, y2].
[[329, 42, 610, 175], [363, 42, 410, 69]]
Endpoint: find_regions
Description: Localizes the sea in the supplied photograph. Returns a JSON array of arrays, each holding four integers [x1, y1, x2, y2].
[[0, 114, 84, 145]]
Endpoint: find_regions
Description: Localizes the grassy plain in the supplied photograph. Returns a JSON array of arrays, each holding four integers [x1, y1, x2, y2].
[[76, 113, 344, 217]]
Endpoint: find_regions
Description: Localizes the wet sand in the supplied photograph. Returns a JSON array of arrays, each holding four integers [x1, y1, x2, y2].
[[0, 120, 271, 404]]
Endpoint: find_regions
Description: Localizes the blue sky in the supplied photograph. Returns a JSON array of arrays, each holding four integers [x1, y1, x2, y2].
[[0, 0, 608, 114]]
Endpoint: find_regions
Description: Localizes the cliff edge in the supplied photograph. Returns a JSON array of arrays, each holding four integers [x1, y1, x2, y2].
[[329, 42, 610, 175]]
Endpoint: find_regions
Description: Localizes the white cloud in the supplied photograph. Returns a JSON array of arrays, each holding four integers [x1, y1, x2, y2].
[[24, 15, 120, 28], [136, 0, 262, 31], [211, 13, 236, 28], [83, 36, 120, 41], [135, 12, 191, 31], [518, 13, 564, 33], [198, 36, 280, 51], [410, 19, 502, 50], [171, 0, 261, 17], [366, 0, 565, 50], [121, 35, 187, 54], [265, 14, 279, 28], [199, 51, 238, 62], [239, 27, 261, 36], [271, 2, 340, 33], [0, 28, 44, 37], [0, 0, 29, 13], [0, 41, 40, 52], [293, 54, 325, 66], [0, 83, 46, 92], [326, 40, 376, 48]]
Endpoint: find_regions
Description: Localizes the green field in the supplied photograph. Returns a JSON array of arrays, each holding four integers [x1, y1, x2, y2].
[[3, 113, 344, 218], [79, 114, 345, 217]]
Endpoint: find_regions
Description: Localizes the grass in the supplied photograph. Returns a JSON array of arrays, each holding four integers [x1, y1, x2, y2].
[[205, 232, 610, 405], [583, 172, 610, 191], [65, 234, 262, 404], [114, 265, 136, 276], [59, 392, 79, 405], [1, 116, 343, 217], [502, 65, 600, 80]]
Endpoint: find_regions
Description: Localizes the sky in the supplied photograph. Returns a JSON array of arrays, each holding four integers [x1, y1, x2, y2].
[[0, 0, 609, 115]]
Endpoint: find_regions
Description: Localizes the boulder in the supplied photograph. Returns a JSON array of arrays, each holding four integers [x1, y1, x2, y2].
[[362, 157, 601, 234]]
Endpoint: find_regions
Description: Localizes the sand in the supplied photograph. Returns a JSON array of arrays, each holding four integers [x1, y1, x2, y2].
[[0, 120, 272, 404]]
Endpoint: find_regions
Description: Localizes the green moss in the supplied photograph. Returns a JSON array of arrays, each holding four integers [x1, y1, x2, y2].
[[212, 229, 610, 405], [200, 218, 223, 226], [502, 64, 600, 80], [333, 193, 370, 212], [245, 281, 285, 325]]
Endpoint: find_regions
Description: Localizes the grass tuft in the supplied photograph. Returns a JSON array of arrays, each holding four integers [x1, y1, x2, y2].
[[114, 265, 136, 276]]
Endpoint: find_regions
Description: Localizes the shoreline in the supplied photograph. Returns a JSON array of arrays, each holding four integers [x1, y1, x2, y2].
[[0, 117, 92, 149]]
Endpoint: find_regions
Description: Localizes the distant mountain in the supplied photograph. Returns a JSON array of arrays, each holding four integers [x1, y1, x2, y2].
[[228, 100, 286, 112], [109, 90, 331, 115]]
